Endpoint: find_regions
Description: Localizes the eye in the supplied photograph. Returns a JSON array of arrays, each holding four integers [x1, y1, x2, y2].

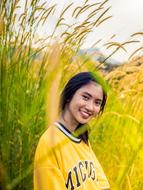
[[82, 95, 89, 101], [95, 101, 102, 106]]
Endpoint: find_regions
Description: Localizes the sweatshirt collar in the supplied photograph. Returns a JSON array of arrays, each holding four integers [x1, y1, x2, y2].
[[54, 122, 81, 143]]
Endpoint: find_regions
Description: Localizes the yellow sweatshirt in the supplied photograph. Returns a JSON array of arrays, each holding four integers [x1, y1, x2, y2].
[[34, 122, 110, 190]]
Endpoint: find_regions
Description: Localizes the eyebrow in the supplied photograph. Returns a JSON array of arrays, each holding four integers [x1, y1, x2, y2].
[[82, 92, 103, 102]]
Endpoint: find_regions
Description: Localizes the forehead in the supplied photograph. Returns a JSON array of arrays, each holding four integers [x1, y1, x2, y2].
[[76, 81, 103, 99]]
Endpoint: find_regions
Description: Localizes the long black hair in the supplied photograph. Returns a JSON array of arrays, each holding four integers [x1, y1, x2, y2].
[[60, 72, 107, 143]]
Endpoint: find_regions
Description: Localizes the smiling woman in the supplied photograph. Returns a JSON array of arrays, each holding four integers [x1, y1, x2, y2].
[[34, 72, 110, 190], [61, 82, 103, 127]]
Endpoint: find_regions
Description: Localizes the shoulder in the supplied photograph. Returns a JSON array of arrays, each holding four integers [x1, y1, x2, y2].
[[34, 126, 64, 168], [37, 125, 67, 149]]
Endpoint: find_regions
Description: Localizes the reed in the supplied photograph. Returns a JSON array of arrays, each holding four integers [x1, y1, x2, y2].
[[0, 0, 143, 190]]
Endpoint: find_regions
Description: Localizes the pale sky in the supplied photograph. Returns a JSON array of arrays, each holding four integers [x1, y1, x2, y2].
[[35, 0, 143, 62]]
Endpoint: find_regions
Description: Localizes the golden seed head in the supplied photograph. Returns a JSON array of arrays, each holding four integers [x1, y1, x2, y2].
[[0, 16, 4, 36]]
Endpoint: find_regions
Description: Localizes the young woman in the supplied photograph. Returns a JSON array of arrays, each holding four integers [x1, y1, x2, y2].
[[34, 72, 110, 190]]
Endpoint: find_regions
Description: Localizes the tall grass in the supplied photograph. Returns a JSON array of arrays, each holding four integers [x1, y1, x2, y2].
[[0, 0, 113, 189], [0, 0, 143, 190], [89, 61, 143, 190]]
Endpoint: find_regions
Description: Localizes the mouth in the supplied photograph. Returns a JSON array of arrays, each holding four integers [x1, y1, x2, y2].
[[79, 109, 92, 119]]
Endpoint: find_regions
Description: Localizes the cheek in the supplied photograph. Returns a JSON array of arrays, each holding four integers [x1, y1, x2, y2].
[[69, 100, 79, 113], [71, 97, 83, 108], [94, 106, 101, 114]]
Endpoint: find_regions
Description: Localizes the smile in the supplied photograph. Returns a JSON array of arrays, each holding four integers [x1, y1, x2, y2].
[[79, 109, 92, 119]]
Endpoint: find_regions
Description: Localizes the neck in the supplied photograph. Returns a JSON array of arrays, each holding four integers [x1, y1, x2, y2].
[[58, 111, 78, 132]]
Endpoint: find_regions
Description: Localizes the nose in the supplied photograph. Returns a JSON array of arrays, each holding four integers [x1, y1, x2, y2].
[[85, 100, 94, 112]]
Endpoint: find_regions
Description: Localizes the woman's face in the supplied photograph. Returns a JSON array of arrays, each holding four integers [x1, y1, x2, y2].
[[65, 81, 103, 125]]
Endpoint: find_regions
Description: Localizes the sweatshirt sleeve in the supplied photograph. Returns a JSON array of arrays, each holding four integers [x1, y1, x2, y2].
[[34, 131, 66, 190], [94, 156, 110, 190], [89, 143, 110, 190]]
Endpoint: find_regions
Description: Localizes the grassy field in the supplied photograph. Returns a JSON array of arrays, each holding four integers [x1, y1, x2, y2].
[[0, 0, 143, 189], [90, 65, 143, 189]]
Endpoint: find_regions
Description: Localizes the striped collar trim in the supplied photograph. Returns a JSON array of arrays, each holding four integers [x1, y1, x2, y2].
[[54, 122, 81, 143]]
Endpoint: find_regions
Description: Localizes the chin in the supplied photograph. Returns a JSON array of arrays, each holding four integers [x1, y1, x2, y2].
[[77, 112, 92, 124], [77, 118, 90, 125]]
